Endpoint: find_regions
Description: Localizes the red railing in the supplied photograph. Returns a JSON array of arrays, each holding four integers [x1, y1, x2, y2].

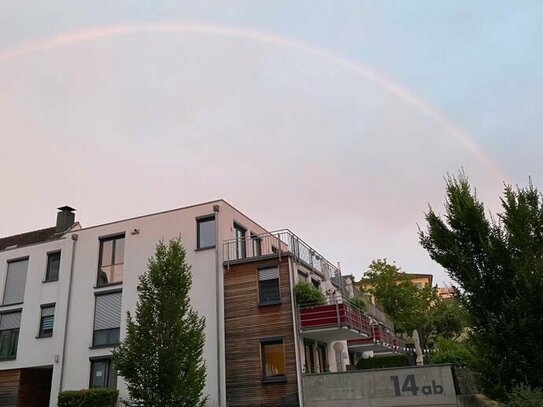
[[299, 302, 371, 336], [347, 324, 405, 351]]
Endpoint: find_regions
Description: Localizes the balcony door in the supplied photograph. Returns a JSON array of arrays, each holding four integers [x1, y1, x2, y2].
[[234, 223, 246, 260]]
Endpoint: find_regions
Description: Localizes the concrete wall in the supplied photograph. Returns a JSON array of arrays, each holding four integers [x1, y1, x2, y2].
[[303, 364, 458, 407]]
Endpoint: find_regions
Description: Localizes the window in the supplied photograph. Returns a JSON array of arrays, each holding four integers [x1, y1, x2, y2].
[[90, 358, 117, 389], [317, 342, 328, 373], [304, 340, 316, 373], [0, 311, 21, 359], [93, 291, 122, 347], [261, 338, 286, 382], [251, 233, 262, 257], [258, 267, 280, 305], [97, 235, 125, 286], [196, 215, 216, 249], [3, 258, 29, 305], [38, 304, 55, 337], [45, 252, 61, 282], [312, 279, 320, 290], [234, 223, 246, 259], [297, 271, 307, 282]]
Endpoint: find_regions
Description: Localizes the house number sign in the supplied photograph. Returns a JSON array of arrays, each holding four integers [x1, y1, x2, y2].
[[390, 374, 444, 396]]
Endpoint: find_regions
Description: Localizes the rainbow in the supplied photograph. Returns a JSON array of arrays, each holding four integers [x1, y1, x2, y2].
[[0, 21, 507, 181]]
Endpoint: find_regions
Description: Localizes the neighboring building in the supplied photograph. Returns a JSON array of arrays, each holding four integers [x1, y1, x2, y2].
[[0, 201, 398, 407], [438, 286, 454, 300], [404, 272, 433, 289]]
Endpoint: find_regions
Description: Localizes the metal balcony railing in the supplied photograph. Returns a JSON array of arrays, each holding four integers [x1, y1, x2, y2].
[[222, 229, 338, 278]]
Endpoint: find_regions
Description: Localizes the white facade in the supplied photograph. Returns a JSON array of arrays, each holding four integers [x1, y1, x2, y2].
[[0, 200, 269, 407]]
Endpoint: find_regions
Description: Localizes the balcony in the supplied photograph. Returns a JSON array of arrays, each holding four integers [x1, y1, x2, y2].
[[347, 324, 405, 353], [222, 229, 338, 278], [298, 297, 371, 342]]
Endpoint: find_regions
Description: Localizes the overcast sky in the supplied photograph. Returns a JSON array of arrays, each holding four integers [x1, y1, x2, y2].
[[1, 1, 542, 285]]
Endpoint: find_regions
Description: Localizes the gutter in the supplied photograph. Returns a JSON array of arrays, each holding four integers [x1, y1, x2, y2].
[[213, 204, 224, 407]]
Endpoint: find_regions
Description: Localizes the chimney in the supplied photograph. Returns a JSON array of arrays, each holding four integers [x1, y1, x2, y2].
[[56, 206, 76, 233]]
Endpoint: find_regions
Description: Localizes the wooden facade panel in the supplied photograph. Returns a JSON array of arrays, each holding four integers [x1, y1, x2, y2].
[[224, 258, 299, 407], [0, 369, 20, 407]]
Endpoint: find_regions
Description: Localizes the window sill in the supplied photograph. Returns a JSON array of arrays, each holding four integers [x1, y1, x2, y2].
[[89, 344, 118, 349], [0, 302, 23, 308], [36, 334, 53, 339], [42, 279, 59, 284], [195, 246, 215, 251], [94, 282, 123, 290], [262, 375, 287, 384], [0, 357, 16, 361], [259, 300, 282, 307]]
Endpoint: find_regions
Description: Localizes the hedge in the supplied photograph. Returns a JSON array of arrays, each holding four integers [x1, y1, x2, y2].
[[355, 353, 410, 369], [58, 388, 119, 407]]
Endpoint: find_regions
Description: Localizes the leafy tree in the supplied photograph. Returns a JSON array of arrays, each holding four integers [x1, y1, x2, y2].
[[420, 172, 543, 399], [361, 259, 438, 347], [113, 239, 207, 407], [361, 259, 467, 348], [427, 297, 471, 340]]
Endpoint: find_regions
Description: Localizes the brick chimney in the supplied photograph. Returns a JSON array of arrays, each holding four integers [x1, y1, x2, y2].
[[56, 206, 76, 233]]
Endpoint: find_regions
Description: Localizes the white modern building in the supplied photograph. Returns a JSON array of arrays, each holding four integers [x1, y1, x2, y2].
[[0, 201, 398, 407]]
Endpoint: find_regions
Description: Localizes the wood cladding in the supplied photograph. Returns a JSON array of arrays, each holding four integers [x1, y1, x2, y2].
[[0, 369, 20, 407], [224, 258, 299, 407]]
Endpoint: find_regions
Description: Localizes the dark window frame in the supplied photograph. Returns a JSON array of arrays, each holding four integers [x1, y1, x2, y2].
[[89, 357, 117, 389], [250, 233, 262, 257], [0, 310, 22, 360], [196, 214, 216, 250], [311, 279, 320, 290], [233, 222, 247, 259], [97, 234, 125, 287], [44, 251, 61, 282], [258, 266, 281, 306], [3, 257, 29, 306], [38, 303, 55, 338], [92, 289, 122, 348], [261, 337, 287, 383]]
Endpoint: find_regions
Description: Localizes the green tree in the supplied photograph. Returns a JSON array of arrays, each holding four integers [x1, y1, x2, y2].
[[427, 297, 471, 340], [362, 259, 439, 348], [362, 259, 468, 348], [113, 239, 207, 407], [420, 172, 543, 399]]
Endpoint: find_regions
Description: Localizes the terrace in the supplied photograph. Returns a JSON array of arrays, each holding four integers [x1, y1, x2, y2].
[[223, 229, 396, 341]]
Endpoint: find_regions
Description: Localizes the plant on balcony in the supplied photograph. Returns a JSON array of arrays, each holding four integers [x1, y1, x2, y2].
[[294, 281, 326, 306], [350, 295, 367, 312]]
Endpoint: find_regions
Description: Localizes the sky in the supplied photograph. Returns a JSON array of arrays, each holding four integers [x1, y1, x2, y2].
[[1, 1, 542, 286]]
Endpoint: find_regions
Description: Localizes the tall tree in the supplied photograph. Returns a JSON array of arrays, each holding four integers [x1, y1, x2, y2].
[[362, 259, 441, 348], [420, 173, 543, 399], [113, 239, 207, 407]]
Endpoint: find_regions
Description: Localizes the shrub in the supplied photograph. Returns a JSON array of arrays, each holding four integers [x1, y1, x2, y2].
[[425, 337, 477, 368], [294, 281, 326, 306], [58, 388, 118, 407], [355, 353, 409, 369], [505, 385, 543, 407]]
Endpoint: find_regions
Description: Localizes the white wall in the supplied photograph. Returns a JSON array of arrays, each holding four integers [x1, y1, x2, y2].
[[0, 236, 74, 406], [0, 200, 272, 407], [60, 200, 269, 407]]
